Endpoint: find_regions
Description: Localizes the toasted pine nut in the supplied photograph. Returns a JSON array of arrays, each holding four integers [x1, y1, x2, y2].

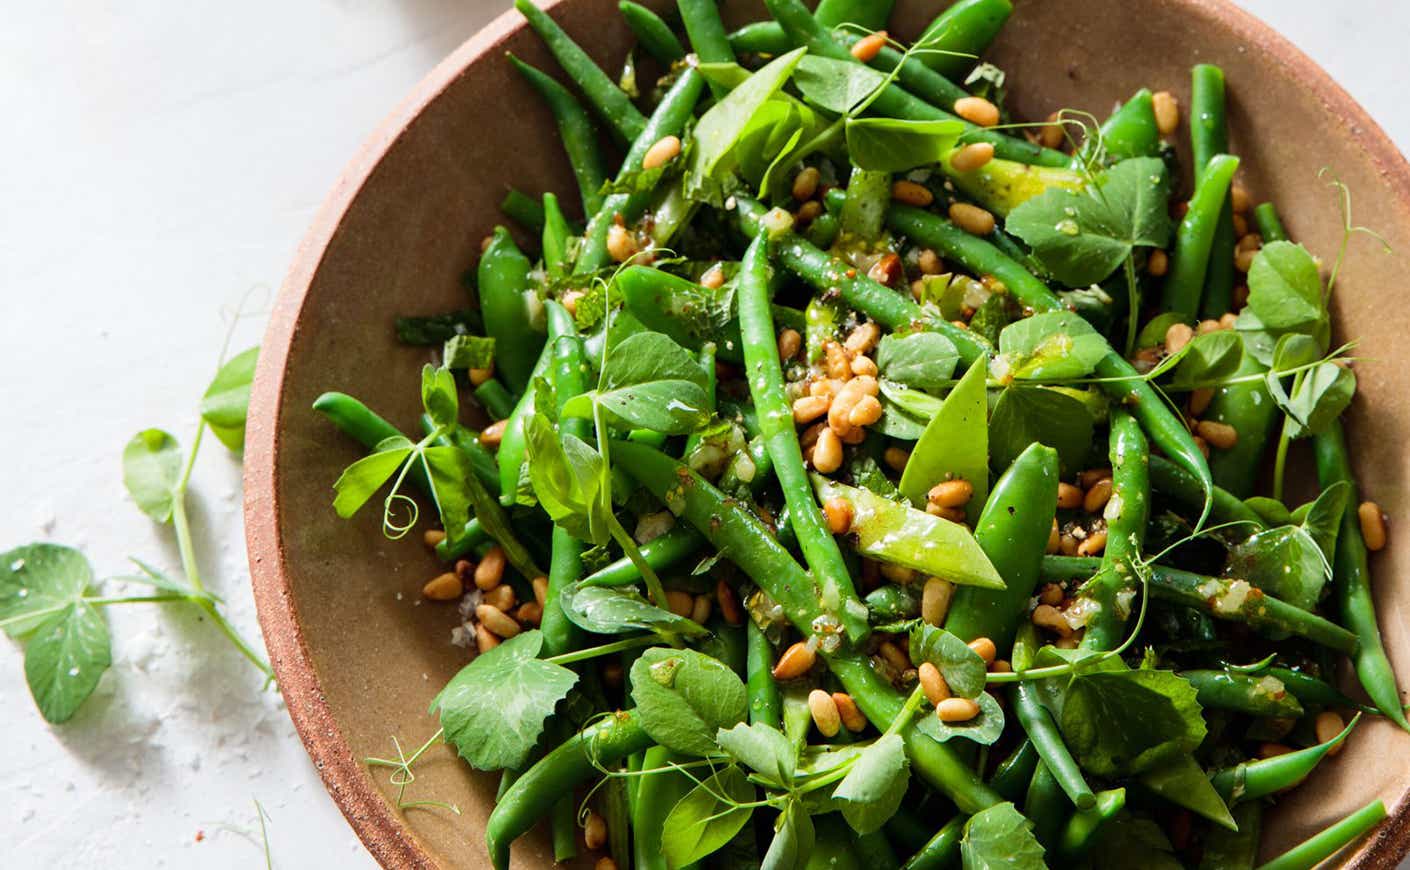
[[968, 636, 997, 665], [950, 142, 996, 173], [560, 289, 584, 316], [480, 419, 508, 448], [691, 594, 712, 625], [468, 366, 494, 387], [1194, 435, 1210, 459], [812, 427, 844, 473], [584, 811, 608, 850], [824, 498, 855, 534], [1039, 112, 1066, 149], [1077, 530, 1108, 556], [1196, 318, 1222, 335], [1219, 312, 1239, 330], [848, 394, 883, 427], [928, 504, 967, 523], [1083, 479, 1114, 514], [483, 583, 516, 612], [891, 179, 934, 207], [423, 529, 447, 548], [811, 377, 844, 399], [880, 563, 916, 584], [475, 623, 500, 653], [949, 202, 996, 236], [884, 447, 910, 473], [990, 659, 1012, 673], [717, 580, 745, 626], [808, 689, 842, 737], [867, 252, 903, 286], [828, 377, 873, 433], [1147, 249, 1169, 276], [1316, 711, 1347, 754], [800, 421, 827, 452], [921, 577, 954, 626], [823, 340, 851, 380], [475, 546, 506, 590], [849, 30, 888, 63], [1059, 532, 1079, 556], [918, 662, 951, 704], [477, 604, 520, 638], [1165, 322, 1194, 354], [1078, 468, 1113, 489], [792, 394, 830, 424], [1039, 583, 1064, 607], [954, 96, 1000, 127], [878, 640, 910, 672], [1152, 90, 1179, 136], [832, 692, 867, 732], [1231, 183, 1251, 214], [1046, 520, 1061, 554], [700, 263, 726, 289], [1057, 482, 1084, 510], [1258, 743, 1294, 759], [1196, 420, 1239, 450], [773, 640, 816, 679], [937, 697, 982, 723], [516, 602, 543, 626], [796, 200, 823, 224], [665, 589, 694, 618], [1234, 247, 1257, 272], [778, 327, 803, 361], [423, 572, 463, 601], [532, 576, 549, 607], [1234, 212, 1249, 237], [792, 166, 821, 201], [596, 858, 619, 870], [928, 479, 974, 508], [1188, 387, 1215, 417], [851, 355, 878, 377], [642, 134, 681, 170], [1032, 603, 1073, 636], [845, 322, 881, 354], [917, 248, 944, 275], [607, 223, 638, 263], [1359, 501, 1388, 551], [455, 558, 476, 585]]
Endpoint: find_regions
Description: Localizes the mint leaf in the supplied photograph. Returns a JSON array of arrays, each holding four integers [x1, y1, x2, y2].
[[845, 118, 964, 173], [833, 733, 910, 833], [25, 601, 111, 724], [960, 802, 1046, 870], [201, 346, 259, 450], [122, 429, 183, 524], [431, 631, 579, 771], [560, 584, 708, 638], [909, 624, 988, 698], [630, 647, 748, 756], [876, 332, 960, 392], [716, 721, 796, 788], [662, 766, 756, 866], [995, 311, 1108, 381], [1, 544, 96, 638]]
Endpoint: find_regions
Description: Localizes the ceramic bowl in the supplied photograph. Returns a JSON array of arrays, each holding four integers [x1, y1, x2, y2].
[[245, 1, 1410, 866]]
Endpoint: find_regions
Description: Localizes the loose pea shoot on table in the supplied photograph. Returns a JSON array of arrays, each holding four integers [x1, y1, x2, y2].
[[314, 1, 1405, 867]]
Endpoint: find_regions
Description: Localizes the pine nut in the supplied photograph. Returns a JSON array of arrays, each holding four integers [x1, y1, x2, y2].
[[967, 636, 997, 665], [1152, 90, 1179, 136], [1219, 312, 1239, 330], [823, 340, 851, 379], [800, 421, 827, 452], [1077, 530, 1108, 556], [691, 594, 712, 625], [423, 572, 463, 601], [607, 223, 638, 262], [878, 640, 910, 672], [1147, 249, 1169, 276], [848, 394, 883, 427], [475, 623, 500, 653], [810, 378, 843, 399], [918, 249, 944, 275], [1316, 711, 1347, 755], [1197, 318, 1222, 335], [832, 692, 867, 732], [1234, 247, 1256, 272], [483, 583, 516, 612], [918, 662, 952, 704], [560, 289, 584, 316], [1057, 482, 1083, 510], [1165, 322, 1193, 354], [468, 366, 494, 387], [475, 546, 506, 590], [884, 447, 910, 472], [665, 589, 694, 618], [597, 858, 618, 870], [532, 576, 549, 607], [950, 142, 995, 172], [717, 580, 745, 626], [423, 529, 447, 548], [921, 577, 953, 626], [792, 166, 821, 201], [584, 811, 607, 850], [1083, 479, 1114, 514], [1039, 112, 1066, 149], [480, 419, 508, 448], [1032, 603, 1072, 636], [1188, 387, 1215, 417], [891, 179, 934, 207], [516, 602, 543, 626], [849, 30, 888, 63], [796, 200, 823, 224], [778, 327, 803, 360], [1046, 520, 1061, 554], [1233, 212, 1249, 238], [828, 377, 873, 433], [1196, 420, 1239, 450], [455, 559, 476, 585], [948, 202, 996, 236], [954, 96, 1000, 127], [1231, 183, 1251, 214], [937, 697, 981, 722], [1039, 583, 1064, 606], [477, 604, 520, 638], [773, 640, 816, 679], [990, 660, 1012, 673], [811, 427, 844, 473], [1359, 501, 1388, 551], [867, 252, 903, 286], [928, 479, 974, 508], [1078, 468, 1113, 489], [642, 134, 681, 170], [928, 504, 966, 523], [845, 322, 881, 354], [792, 395, 830, 424], [1258, 743, 1293, 759], [1059, 533, 1079, 556], [700, 264, 726, 289], [808, 689, 842, 737], [850, 355, 878, 377], [824, 498, 854, 534], [881, 563, 916, 584]]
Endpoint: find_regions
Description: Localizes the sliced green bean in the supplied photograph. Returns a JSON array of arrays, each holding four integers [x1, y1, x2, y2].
[[507, 54, 608, 217]]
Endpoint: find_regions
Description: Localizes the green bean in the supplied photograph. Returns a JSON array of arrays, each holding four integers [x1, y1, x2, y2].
[[619, 1, 685, 65], [1023, 763, 1066, 851], [541, 192, 572, 278], [1191, 65, 1237, 319], [885, 808, 935, 854], [1200, 801, 1262, 870], [740, 231, 868, 642], [500, 188, 546, 233], [840, 166, 892, 241], [506, 55, 608, 217], [576, 67, 704, 274], [1211, 714, 1358, 805], [1078, 409, 1150, 651], [1010, 624, 1094, 810], [676, 0, 734, 96], [581, 525, 705, 587], [1039, 557, 1359, 654], [831, 29, 969, 115], [914, 0, 1013, 81], [312, 391, 431, 494], [1055, 788, 1125, 864], [514, 0, 648, 143], [727, 21, 791, 55], [804, 211, 841, 248], [816, 0, 893, 29], [1160, 153, 1240, 319], [1181, 669, 1305, 718], [540, 304, 590, 658], [468, 379, 513, 422], [1254, 202, 1288, 242], [496, 334, 555, 505], [1313, 421, 1410, 729], [1205, 354, 1281, 498], [1255, 799, 1386, 870], [1147, 454, 1263, 531], [988, 739, 1039, 802], [631, 746, 695, 870], [435, 519, 492, 562], [899, 815, 963, 870], [887, 203, 1214, 522], [853, 829, 901, 870], [1077, 88, 1160, 165], [944, 443, 1060, 653], [866, 583, 922, 623], [479, 226, 544, 393], [1266, 666, 1367, 711], [419, 414, 500, 496], [746, 619, 782, 728]]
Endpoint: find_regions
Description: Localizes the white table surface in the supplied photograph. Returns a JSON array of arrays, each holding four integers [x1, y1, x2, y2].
[[2, 2, 1406, 867]]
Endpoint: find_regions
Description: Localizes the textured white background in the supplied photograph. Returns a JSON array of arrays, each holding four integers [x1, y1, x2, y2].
[[1, 2, 1406, 867]]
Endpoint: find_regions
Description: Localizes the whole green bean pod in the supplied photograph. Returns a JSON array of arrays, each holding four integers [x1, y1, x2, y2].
[[1076, 89, 1160, 165], [899, 816, 963, 870], [478, 226, 544, 394], [632, 746, 699, 870], [507, 55, 608, 217], [1255, 799, 1386, 870], [1205, 354, 1281, 498], [676, 0, 734, 92], [886, 203, 1215, 523], [472, 379, 517, 421], [728, 21, 792, 55], [514, 0, 648, 143], [619, 1, 686, 65], [581, 524, 704, 587], [1191, 64, 1238, 319], [1210, 715, 1358, 805], [1147, 454, 1264, 530], [739, 231, 868, 641], [576, 67, 704, 274], [1266, 666, 1367, 711], [540, 304, 590, 658], [1200, 801, 1262, 870], [1181, 669, 1305, 718], [746, 619, 782, 728], [312, 391, 431, 494], [1055, 788, 1126, 864], [1024, 763, 1067, 850], [816, 0, 893, 28], [914, 0, 1012, 80], [500, 188, 546, 233], [1254, 202, 1288, 241], [1078, 409, 1150, 651], [944, 443, 1060, 653], [1313, 421, 1410, 729], [988, 739, 1039, 802], [1010, 624, 1094, 810], [1160, 153, 1240, 319]]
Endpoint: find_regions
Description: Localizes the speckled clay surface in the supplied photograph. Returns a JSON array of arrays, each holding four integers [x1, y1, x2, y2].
[[244, 1, 1410, 866]]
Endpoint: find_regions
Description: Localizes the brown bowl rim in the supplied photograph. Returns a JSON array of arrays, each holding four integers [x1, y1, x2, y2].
[[243, 1, 1410, 866]]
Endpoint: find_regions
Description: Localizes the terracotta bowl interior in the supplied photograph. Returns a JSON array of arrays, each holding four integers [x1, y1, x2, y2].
[[245, 0, 1410, 866]]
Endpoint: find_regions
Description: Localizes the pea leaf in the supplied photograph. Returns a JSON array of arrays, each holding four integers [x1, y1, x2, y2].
[[876, 385, 938, 441], [968, 293, 1019, 346], [960, 802, 1046, 870], [122, 429, 183, 524], [989, 386, 1094, 475], [421, 446, 476, 546], [0, 543, 94, 639], [563, 331, 713, 433], [899, 359, 989, 522], [716, 721, 796, 788], [631, 647, 748, 756], [793, 55, 887, 114], [1140, 754, 1236, 830], [560, 583, 709, 638], [909, 624, 988, 698], [420, 364, 459, 430], [25, 601, 112, 724], [1006, 156, 1172, 287], [601, 331, 711, 392], [1267, 361, 1356, 440], [1225, 483, 1347, 612], [761, 798, 813, 870], [833, 733, 910, 833], [201, 346, 259, 450], [1246, 241, 1324, 331], [1167, 330, 1243, 389], [442, 334, 495, 370], [875, 332, 960, 392], [845, 118, 965, 173], [525, 415, 611, 544], [430, 630, 579, 771], [995, 311, 1108, 381], [330, 437, 415, 518], [1059, 668, 1205, 776], [915, 690, 1006, 746], [662, 766, 756, 867]]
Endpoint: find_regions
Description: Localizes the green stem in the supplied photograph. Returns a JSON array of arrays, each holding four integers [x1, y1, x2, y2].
[[172, 424, 208, 594], [194, 596, 274, 679], [885, 685, 928, 738], [1123, 254, 1139, 357], [548, 635, 659, 666], [87, 594, 190, 606], [608, 515, 669, 607]]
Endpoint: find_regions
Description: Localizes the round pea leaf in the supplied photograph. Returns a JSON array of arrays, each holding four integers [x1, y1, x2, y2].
[[630, 647, 747, 756]]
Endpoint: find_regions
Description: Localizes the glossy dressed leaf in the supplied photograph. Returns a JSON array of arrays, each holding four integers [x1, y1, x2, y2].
[[201, 346, 259, 450], [430, 631, 579, 771], [1225, 524, 1335, 614], [915, 690, 1005, 746], [1244, 496, 1294, 527], [1235, 307, 1331, 368], [899, 359, 989, 522], [968, 293, 1019, 346], [1167, 330, 1243, 389], [525, 416, 610, 543], [662, 766, 756, 867], [443, 334, 495, 370], [0, 543, 94, 638], [1267, 361, 1356, 440], [875, 332, 960, 392], [793, 55, 887, 114], [630, 647, 748, 756], [909, 624, 988, 698], [1246, 241, 1325, 331], [761, 799, 813, 870], [560, 584, 709, 639], [568, 379, 713, 434], [24, 601, 111, 723], [811, 476, 1005, 589], [1140, 753, 1236, 830], [1059, 668, 1205, 776], [330, 439, 414, 518], [876, 384, 939, 441], [1302, 480, 1351, 564], [122, 429, 183, 524], [601, 331, 710, 392], [995, 311, 1108, 381], [960, 801, 1046, 870], [716, 721, 796, 788], [1006, 156, 1172, 287], [421, 446, 476, 546], [989, 386, 1094, 475], [845, 118, 965, 173], [833, 733, 910, 833], [420, 364, 460, 430]]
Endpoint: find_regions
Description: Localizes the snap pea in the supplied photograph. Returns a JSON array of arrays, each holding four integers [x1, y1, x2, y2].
[[746, 618, 782, 728], [1313, 421, 1410, 729], [1210, 714, 1358, 805], [541, 304, 590, 658], [514, 0, 648, 143], [1205, 354, 1280, 498], [1055, 788, 1126, 864], [1181, 669, 1305, 718], [312, 391, 431, 494], [478, 226, 543, 394], [472, 379, 517, 421], [1191, 64, 1238, 319], [541, 192, 572, 279], [839, 166, 892, 242], [1023, 762, 1066, 850], [942, 150, 1085, 218], [496, 333, 555, 505], [1255, 799, 1386, 870], [1160, 153, 1240, 320], [676, 0, 734, 95], [507, 55, 608, 217], [500, 188, 546, 233], [619, 1, 686, 65], [815, 0, 893, 29], [1254, 201, 1288, 242], [1076, 88, 1160, 165], [899, 816, 963, 870], [914, 0, 1013, 81], [580, 524, 705, 587], [887, 203, 1214, 523], [1078, 409, 1150, 651], [865, 583, 921, 623], [633, 746, 698, 870]]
